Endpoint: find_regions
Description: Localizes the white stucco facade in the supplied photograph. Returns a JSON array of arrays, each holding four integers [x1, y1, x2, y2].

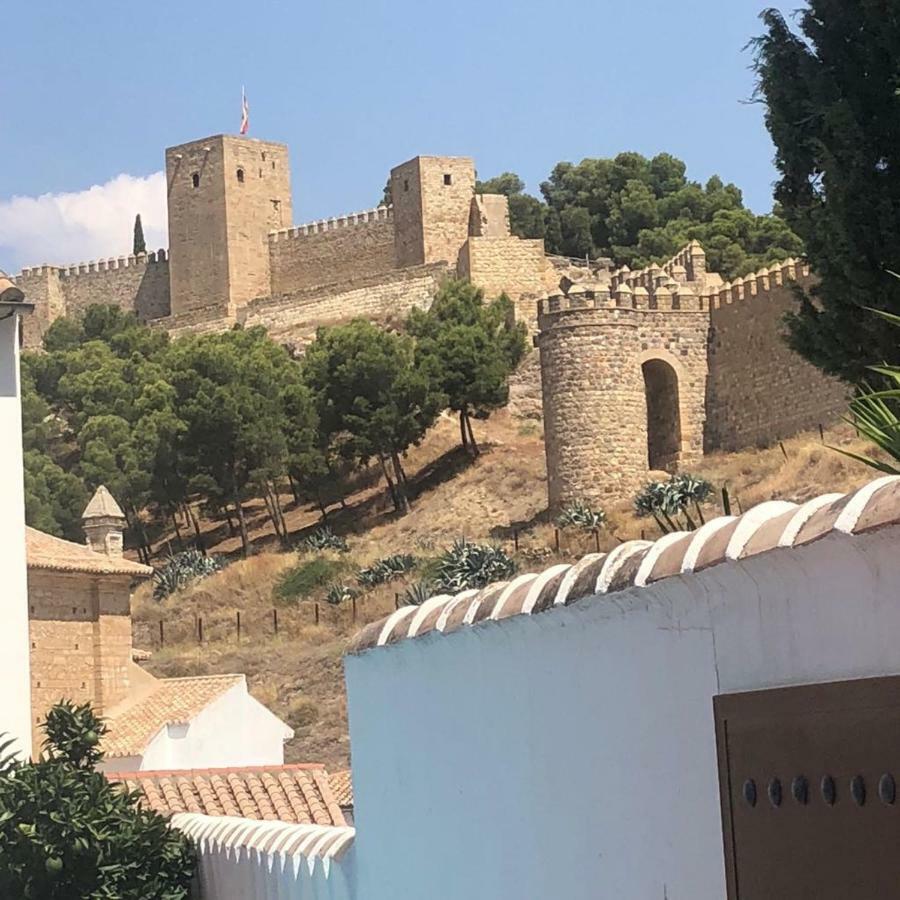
[[344, 522, 900, 900], [100, 680, 293, 773], [0, 306, 33, 758]]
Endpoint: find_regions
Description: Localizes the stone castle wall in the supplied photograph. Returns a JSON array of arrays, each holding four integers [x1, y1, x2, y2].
[[705, 264, 849, 451], [28, 570, 132, 753], [268, 207, 396, 295], [17, 253, 171, 348]]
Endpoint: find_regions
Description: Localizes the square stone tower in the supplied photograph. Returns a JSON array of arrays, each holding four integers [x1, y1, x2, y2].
[[166, 134, 293, 317], [391, 156, 476, 269]]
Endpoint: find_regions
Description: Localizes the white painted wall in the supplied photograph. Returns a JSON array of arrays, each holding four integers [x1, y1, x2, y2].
[[345, 525, 900, 900], [100, 681, 292, 772], [172, 814, 356, 900], [0, 312, 33, 758]]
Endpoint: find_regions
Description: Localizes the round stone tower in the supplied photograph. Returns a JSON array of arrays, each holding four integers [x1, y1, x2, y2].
[[536, 283, 649, 513]]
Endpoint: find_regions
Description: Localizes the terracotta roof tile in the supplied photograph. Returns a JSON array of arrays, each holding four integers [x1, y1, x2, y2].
[[109, 765, 346, 826], [329, 770, 354, 809], [349, 475, 900, 655], [26, 526, 151, 578], [102, 675, 244, 758]]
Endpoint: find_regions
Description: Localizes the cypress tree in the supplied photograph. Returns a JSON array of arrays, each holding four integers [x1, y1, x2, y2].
[[132, 213, 146, 255]]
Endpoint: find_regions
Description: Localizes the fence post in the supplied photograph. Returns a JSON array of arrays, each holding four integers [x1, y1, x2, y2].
[[554, 528, 560, 554], [315, 602, 320, 626], [352, 595, 358, 623], [513, 529, 519, 553], [779, 441, 788, 460], [159, 620, 164, 648], [197, 616, 203, 644], [273, 608, 279, 636], [819, 423, 825, 443], [395, 592, 400, 610], [236, 611, 241, 644], [593, 528, 600, 554]]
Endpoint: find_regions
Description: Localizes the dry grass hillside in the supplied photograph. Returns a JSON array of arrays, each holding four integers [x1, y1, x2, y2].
[[132, 410, 885, 770]]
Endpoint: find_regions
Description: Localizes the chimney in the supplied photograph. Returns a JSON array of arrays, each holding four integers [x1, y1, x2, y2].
[[82, 486, 126, 558]]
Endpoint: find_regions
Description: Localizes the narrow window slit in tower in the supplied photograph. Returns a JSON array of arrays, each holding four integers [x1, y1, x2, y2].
[[192, 173, 200, 188], [237, 168, 245, 183], [444, 173, 452, 185]]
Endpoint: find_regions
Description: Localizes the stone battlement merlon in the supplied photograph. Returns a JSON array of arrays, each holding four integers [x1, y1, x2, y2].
[[18, 250, 168, 280], [701, 258, 809, 310], [268, 205, 393, 243]]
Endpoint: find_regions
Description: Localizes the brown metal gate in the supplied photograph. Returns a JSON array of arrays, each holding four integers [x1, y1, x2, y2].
[[715, 677, 900, 900]]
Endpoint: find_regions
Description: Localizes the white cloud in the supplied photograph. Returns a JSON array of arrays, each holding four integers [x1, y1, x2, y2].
[[0, 172, 167, 274]]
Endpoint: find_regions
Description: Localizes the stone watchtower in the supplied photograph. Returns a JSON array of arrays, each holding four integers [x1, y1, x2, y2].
[[166, 135, 293, 318], [537, 244, 713, 513], [82, 484, 127, 557]]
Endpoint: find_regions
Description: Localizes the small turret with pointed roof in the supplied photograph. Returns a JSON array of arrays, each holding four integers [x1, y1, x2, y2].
[[83, 486, 127, 558]]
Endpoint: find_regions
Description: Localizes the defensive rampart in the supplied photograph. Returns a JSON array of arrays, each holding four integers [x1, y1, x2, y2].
[[268, 206, 396, 295]]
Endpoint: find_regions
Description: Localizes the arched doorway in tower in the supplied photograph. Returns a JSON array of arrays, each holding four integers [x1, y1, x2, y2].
[[642, 358, 682, 472]]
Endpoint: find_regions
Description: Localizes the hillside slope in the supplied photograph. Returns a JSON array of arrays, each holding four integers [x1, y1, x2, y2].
[[133, 411, 883, 770]]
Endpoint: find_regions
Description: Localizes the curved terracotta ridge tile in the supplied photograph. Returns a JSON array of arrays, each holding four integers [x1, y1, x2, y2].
[[435, 590, 479, 632], [725, 501, 797, 560], [635, 532, 692, 587], [682, 517, 736, 573], [521, 564, 571, 615], [376, 605, 417, 647], [850, 477, 900, 535], [464, 581, 509, 626], [605, 543, 653, 593], [595, 541, 652, 594], [406, 595, 453, 638], [555, 554, 607, 606], [794, 492, 853, 546], [490, 573, 540, 620], [836, 475, 900, 533]]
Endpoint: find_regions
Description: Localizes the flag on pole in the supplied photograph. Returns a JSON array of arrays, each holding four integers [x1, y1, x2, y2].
[[240, 87, 249, 135]]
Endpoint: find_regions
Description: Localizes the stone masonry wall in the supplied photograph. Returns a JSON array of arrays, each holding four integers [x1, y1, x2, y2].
[[268, 208, 396, 295], [17, 255, 171, 349], [459, 236, 549, 328], [705, 266, 849, 451], [239, 263, 449, 345], [27, 570, 133, 754]]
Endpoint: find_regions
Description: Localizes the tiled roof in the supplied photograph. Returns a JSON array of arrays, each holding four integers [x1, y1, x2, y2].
[[109, 765, 346, 826], [350, 474, 900, 654], [103, 675, 244, 758], [329, 770, 353, 809], [83, 484, 125, 519], [26, 527, 151, 577]]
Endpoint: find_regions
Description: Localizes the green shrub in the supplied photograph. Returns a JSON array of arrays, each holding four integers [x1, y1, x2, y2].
[[556, 500, 606, 531], [324, 583, 358, 606], [300, 526, 349, 553], [403, 580, 436, 606], [153, 550, 225, 600], [634, 473, 713, 534], [356, 554, 417, 589], [0, 701, 195, 897], [274, 557, 347, 604], [433, 539, 517, 593]]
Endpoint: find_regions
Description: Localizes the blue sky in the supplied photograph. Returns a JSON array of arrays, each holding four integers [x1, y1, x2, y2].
[[1, 0, 792, 272]]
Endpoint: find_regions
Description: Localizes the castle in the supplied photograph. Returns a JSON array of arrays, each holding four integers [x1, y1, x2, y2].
[[15, 134, 550, 350], [12, 133, 850, 511]]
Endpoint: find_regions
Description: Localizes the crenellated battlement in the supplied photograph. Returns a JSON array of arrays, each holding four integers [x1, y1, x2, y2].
[[268, 205, 393, 243], [18, 250, 168, 280], [702, 258, 810, 310]]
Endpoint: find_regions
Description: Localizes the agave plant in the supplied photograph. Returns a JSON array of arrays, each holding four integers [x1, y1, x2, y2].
[[324, 583, 358, 606], [634, 473, 713, 534], [300, 527, 349, 553], [433, 539, 517, 593], [356, 554, 417, 589], [835, 305, 900, 475], [403, 580, 435, 607], [556, 500, 606, 531], [153, 550, 225, 600]]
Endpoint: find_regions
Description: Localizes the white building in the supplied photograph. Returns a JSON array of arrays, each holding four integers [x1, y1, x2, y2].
[[0, 273, 34, 758]]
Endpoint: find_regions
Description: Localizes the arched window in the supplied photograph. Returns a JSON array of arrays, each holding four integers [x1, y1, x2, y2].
[[642, 358, 682, 472], [236, 168, 245, 183], [192, 173, 200, 188]]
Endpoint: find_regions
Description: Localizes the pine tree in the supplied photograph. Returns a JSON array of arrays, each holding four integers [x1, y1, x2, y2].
[[754, 4, 900, 383], [132, 213, 146, 255]]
